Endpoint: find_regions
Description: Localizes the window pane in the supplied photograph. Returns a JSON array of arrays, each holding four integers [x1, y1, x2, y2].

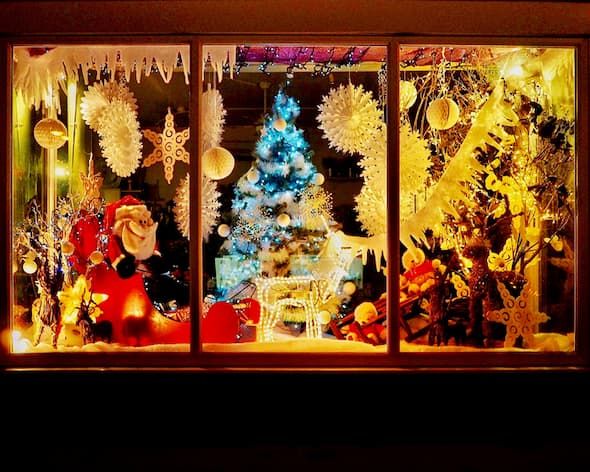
[[201, 44, 389, 353], [398, 45, 576, 352], [11, 43, 191, 352]]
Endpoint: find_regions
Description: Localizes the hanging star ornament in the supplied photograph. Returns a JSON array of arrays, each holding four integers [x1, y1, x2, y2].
[[142, 107, 190, 184], [486, 280, 550, 349], [79, 155, 104, 211]]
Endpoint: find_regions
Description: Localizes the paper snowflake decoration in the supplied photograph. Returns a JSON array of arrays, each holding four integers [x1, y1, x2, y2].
[[201, 87, 227, 152], [317, 83, 383, 155], [486, 280, 550, 348], [355, 126, 387, 236], [98, 100, 143, 177], [172, 173, 222, 242], [143, 108, 190, 184], [80, 81, 142, 178], [81, 80, 138, 132], [299, 184, 333, 230]]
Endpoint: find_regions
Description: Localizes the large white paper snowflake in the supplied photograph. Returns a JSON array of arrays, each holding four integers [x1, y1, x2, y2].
[[98, 100, 143, 177], [81, 81, 138, 132], [355, 127, 387, 236], [173, 173, 222, 242], [201, 87, 227, 152], [399, 122, 433, 221], [317, 83, 383, 155]]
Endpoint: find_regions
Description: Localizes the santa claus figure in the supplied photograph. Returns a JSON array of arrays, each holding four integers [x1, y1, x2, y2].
[[68, 195, 190, 346]]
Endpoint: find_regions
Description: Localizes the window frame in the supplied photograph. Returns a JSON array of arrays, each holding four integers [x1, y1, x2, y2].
[[1, 34, 588, 370]]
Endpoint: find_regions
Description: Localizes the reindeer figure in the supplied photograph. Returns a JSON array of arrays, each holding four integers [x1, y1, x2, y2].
[[75, 289, 112, 345], [32, 273, 63, 348]]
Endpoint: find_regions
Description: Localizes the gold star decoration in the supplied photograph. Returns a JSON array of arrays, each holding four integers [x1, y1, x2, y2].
[[486, 279, 550, 349], [80, 156, 104, 211], [142, 107, 190, 184]]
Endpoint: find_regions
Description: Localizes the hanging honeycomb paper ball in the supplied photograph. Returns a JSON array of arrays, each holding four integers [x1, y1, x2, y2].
[[400, 80, 418, 110], [426, 98, 460, 130], [202, 146, 235, 180], [34, 118, 67, 149], [217, 223, 231, 238], [277, 213, 291, 227], [272, 118, 287, 132]]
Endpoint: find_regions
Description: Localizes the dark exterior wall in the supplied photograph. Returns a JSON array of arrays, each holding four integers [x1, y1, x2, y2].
[[1, 1, 590, 37]]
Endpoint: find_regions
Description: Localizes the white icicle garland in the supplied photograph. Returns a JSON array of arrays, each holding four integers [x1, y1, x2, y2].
[[201, 87, 227, 152], [97, 99, 143, 177], [317, 83, 383, 155]]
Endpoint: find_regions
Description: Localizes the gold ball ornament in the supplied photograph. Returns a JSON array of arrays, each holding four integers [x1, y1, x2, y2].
[[34, 118, 68, 150], [247, 168, 260, 184], [217, 224, 231, 238], [61, 240, 75, 256], [400, 80, 418, 110], [276, 213, 291, 227], [89, 250, 105, 265], [312, 173, 325, 186], [342, 280, 357, 296], [272, 118, 287, 132], [22, 259, 38, 274], [426, 98, 460, 130], [202, 146, 235, 180], [318, 310, 332, 325]]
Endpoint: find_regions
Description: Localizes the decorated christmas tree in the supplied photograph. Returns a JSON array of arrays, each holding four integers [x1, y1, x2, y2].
[[219, 87, 332, 284]]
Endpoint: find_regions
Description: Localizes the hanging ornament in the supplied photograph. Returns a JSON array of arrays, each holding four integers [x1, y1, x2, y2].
[[80, 80, 138, 133], [276, 213, 291, 227], [202, 146, 235, 180], [342, 280, 357, 296], [80, 81, 142, 178], [312, 172, 325, 186], [34, 118, 67, 150], [426, 97, 460, 130], [22, 258, 38, 274], [400, 80, 418, 110], [89, 250, 105, 265], [317, 83, 383, 155], [143, 107, 190, 185], [246, 168, 260, 184], [201, 87, 227, 152], [99, 100, 143, 177], [61, 240, 75, 256], [272, 117, 288, 132], [79, 156, 104, 211], [173, 173, 222, 241], [217, 223, 231, 238]]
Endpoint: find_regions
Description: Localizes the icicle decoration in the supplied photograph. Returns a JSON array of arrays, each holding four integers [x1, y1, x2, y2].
[[399, 80, 519, 251], [317, 83, 383, 155]]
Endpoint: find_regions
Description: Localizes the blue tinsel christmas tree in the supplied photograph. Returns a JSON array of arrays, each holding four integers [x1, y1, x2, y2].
[[219, 87, 329, 282]]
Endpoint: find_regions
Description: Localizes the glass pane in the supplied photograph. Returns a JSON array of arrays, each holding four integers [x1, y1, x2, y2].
[[11, 43, 191, 352], [201, 44, 389, 353], [398, 45, 576, 352]]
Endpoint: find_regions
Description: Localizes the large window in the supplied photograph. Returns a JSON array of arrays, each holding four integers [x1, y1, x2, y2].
[[3, 38, 586, 367]]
